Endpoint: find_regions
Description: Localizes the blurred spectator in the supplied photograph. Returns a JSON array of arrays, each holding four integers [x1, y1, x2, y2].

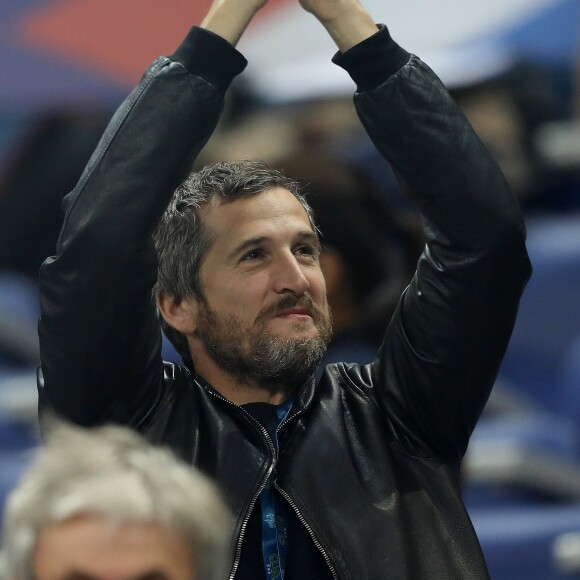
[[452, 60, 580, 214], [0, 108, 110, 278], [0, 423, 231, 580], [0, 109, 110, 372]]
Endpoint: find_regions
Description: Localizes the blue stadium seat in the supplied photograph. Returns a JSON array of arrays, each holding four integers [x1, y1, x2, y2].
[[498, 216, 580, 419], [472, 504, 580, 580], [0, 449, 36, 534]]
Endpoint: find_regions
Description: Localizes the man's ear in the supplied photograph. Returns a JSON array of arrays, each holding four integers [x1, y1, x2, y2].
[[156, 292, 199, 335]]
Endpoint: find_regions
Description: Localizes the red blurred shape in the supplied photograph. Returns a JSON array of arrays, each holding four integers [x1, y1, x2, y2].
[[20, 0, 290, 85]]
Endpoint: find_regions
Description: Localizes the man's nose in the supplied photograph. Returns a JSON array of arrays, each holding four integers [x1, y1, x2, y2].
[[273, 253, 310, 295]]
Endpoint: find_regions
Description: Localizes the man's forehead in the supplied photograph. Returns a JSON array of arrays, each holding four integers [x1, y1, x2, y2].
[[201, 187, 314, 236]]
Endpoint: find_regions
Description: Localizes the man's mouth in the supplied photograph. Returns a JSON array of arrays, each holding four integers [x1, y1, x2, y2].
[[275, 307, 312, 319], [255, 294, 318, 325]]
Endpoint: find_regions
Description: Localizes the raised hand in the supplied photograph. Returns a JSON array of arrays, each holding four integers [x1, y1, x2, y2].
[[201, 0, 269, 46], [298, 0, 377, 52], [298, 0, 362, 24]]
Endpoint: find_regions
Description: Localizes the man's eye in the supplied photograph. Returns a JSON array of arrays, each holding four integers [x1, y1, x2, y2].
[[295, 245, 318, 258], [242, 250, 263, 261]]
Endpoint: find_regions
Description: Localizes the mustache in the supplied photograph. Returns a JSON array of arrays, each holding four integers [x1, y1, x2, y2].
[[255, 294, 317, 324]]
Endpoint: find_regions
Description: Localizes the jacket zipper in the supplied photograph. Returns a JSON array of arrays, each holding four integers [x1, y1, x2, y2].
[[203, 386, 277, 580], [230, 461, 274, 580], [205, 384, 337, 580], [274, 483, 339, 580], [275, 412, 340, 580]]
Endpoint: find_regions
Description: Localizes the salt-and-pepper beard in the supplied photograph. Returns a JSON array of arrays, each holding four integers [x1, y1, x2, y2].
[[195, 293, 332, 390]]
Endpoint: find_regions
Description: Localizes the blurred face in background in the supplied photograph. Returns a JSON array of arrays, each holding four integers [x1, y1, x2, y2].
[[33, 514, 194, 580], [457, 86, 533, 198]]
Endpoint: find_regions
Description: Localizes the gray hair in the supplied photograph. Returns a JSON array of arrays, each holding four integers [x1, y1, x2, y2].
[[153, 159, 315, 364], [0, 423, 231, 580]]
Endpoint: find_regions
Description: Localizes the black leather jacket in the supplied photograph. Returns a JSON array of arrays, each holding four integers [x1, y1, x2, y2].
[[38, 25, 531, 580]]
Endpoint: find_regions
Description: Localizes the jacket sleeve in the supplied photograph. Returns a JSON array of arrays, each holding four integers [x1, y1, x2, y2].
[[37, 27, 247, 427], [334, 26, 532, 460]]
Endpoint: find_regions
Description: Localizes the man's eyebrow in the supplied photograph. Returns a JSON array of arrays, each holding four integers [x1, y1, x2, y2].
[[230, 236, 267, 258], [294, 230, 322, 253], [295, 230, 320, 246], [229, 230, 320, 259]]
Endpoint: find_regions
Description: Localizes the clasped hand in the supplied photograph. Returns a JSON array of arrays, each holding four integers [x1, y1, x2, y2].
[[298, 0, 362, 23], [241, 0, 363, 23]]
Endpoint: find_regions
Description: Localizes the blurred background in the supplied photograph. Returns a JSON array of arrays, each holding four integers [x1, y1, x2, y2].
[[0, 1, 579, 577]]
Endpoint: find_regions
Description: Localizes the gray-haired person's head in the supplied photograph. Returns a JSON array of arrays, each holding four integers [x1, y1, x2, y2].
[[153, 159, 315, 365], [0, 423, 231, 580]]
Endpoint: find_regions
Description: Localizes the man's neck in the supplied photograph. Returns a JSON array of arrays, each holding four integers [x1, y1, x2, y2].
[[191, 352, 295, 405], [216, 381, 294, 406]]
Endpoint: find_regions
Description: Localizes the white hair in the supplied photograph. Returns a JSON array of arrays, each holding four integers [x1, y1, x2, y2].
[[0, 423, 231, 580]]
